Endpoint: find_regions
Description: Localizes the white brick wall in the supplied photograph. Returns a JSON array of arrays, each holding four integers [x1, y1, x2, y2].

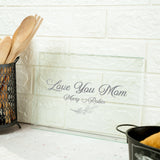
[[108, 8, 160, 39], [69, 39, 146, 57], [2, 0, 149, 6], [1, 1, 160, 138], [151, 0, 160, 5], [0, 8, 106, 38]]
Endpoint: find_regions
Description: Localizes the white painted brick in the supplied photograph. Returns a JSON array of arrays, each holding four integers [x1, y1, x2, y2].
[[17, 40, 39, 66], [39, 53, 145, 72], [144, 74, 160, 107], [69, 39, 146, 58], [102, 72, 144, 105], [34, 67, 102, 98], [17, 37, 69, 66], [141, 107, 160, 125], [18, 94, 66, 128], [16, 65, 33, 94], [70, 55, 144, 72], [34, 96, 66, 128], [0, 7, 106, 38], [151, 0, 160, 4], [17, 94, 37, 123], [147, 42, 160, 73], [108, 8, 160, 39], [39, 54, 70, 67], [65, 102, 141, 137], [17, 94, 66, 128], [36, 37, 69, 54], [18, 92, 141, 136], [3, 0, 149, 6], [0, 2, 5, 6]]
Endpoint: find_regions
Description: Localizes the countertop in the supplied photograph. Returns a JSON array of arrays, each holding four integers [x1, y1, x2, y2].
[[0, 124, 128, 160]]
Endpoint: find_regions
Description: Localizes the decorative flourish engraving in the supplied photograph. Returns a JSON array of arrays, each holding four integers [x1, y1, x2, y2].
[[71, 105, 98, 115]]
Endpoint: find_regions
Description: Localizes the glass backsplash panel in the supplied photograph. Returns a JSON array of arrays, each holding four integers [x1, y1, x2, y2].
[[18, 54, 144, 140]]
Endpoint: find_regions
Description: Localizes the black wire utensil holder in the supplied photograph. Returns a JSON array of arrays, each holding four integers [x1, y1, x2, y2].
[[0, 57, 21, 129]]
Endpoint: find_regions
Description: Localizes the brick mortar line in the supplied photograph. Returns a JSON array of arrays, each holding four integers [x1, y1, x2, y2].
[[1, 4, 151, 7], [37, 35, 106, 39], [2, 5, 160, 11], [2, 35, 160, 41], [2, 34, 160, 41], [140, 40, 148, 125], [0, 34, 106, 40], [149, 0, 152, 6], [105, 9, 108, 38], [108, 37, 160, 41], [32, 67, 36, 95], [144, 41, 148, 73]]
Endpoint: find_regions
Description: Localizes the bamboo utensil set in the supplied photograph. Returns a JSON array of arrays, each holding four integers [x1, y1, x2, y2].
[[0, 15, 43, 124]]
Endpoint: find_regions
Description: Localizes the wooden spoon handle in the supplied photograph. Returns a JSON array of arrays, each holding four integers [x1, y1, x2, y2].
[[0, 36, 12, 64], [12, 17, 43, 62], [6, 16, 36, 64]]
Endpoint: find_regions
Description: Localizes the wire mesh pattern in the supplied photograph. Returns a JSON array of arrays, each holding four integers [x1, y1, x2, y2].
[[0, 58, 18, 127]]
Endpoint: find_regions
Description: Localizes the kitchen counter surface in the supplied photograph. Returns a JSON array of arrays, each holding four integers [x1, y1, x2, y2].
[[0, 124, 128, 160]]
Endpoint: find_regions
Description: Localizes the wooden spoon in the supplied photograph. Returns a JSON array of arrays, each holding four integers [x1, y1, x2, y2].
[[0, 36, 12, 64], [6, 16, 36, 64], [10, 15, 43, 62]]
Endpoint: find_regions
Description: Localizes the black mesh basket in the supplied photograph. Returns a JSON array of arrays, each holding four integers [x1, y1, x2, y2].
[[0, 57, 21, 129]]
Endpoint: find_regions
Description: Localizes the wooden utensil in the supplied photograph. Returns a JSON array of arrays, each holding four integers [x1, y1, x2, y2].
[[0, 15, 43, 125], [0, 36, 12, 64], [0, 16, 36, 106], [9, 15, 43, 62], [5, 16, 36, 64]]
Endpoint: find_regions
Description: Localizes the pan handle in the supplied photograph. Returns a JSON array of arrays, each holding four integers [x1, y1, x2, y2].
[[116, 124, 138, 134]]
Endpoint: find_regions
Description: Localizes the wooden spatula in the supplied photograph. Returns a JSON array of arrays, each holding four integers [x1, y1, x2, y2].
[[5, 16, 36, 64], [10, 15, 43, 62], [0, 37, 12, 64]]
